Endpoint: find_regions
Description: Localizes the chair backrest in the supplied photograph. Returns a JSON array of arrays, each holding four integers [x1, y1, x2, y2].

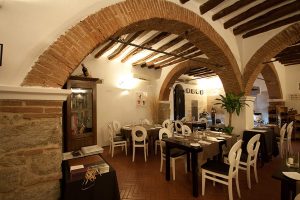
[[199, 118, 208, 124], [112, 120, 121, 134], [287, 121, 294, 139], [162, 119, 172, 129], [228, 140, 243, 176], [159, 128, 172, 153], [168, 123, 175, 134], [107, 122, 114, 141], [181, 117, 187, 122], [182, 125, 192, 136], [131, 126, 147, 143], [174, 120, 183, 133], [247, 134, 261, 159], [142, 118, 151, 125], [280, 123, 287, 137]]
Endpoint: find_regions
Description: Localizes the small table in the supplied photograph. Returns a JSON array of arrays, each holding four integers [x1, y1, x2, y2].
[[272, 162, 299, 200], [62, 155, 120, 200]]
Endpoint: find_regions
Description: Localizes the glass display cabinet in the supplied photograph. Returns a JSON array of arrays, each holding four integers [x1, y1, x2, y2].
[[64, 76, 99, 151]]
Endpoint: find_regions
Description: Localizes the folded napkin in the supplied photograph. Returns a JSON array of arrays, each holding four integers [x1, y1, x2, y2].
[[190, 143, 200, 147], [174, 135, 184, 138], [198, 140, 211, 145], [216, 137, 225, 140], [282, 172, 300, 180]]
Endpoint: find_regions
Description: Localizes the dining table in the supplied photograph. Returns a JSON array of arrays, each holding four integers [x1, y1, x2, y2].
[[120, 124, 162, 153], [163, 131, 236, 197]]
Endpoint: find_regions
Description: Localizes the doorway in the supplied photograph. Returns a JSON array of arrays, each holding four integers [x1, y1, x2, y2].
[[174, 84, 185, 120]]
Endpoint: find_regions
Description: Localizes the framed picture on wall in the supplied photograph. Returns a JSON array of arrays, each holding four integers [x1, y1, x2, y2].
[[136, 92, 147, 106], [0, 44, 3, 66]]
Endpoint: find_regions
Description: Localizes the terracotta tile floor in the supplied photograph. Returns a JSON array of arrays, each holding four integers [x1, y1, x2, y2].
[[102, 141, 300, 200]]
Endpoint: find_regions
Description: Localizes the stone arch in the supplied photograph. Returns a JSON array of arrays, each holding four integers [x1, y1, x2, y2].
[[159, 59, 225, 101], [261, 63, 282, 99], [244, 23, 300, 95], [21, 0, 242, 95]]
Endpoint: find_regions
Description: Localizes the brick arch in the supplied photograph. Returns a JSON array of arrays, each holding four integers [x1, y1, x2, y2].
[[21, 0, 242, 95], [159, 59, 220, 101], [261, 63, 282, 99], [244, 23, 300, 95]]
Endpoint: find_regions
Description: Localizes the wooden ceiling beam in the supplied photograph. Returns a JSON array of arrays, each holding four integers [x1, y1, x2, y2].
[[145, 43, 194, 65], [193, 71, 215, 76], [132, 36, 185, 66], [153, 47, 200, 66], [94, 39, 118, 58], [212, 0, 254, 21], [224, 0, 283, 29], [200, 0, 224, 15], [276, 44, 300, 58], [107, 31, 145, 60], [283, 62, 300, 66], [194, 73, 217, 78], [277, 54, 300, 61], [242, 14, 300, 38], [189, 67, 210, 73], [187, 69, 213, 76], [233, 1, 300, 35], [158, 50, 204, 68], [121, 32, 171, 63]]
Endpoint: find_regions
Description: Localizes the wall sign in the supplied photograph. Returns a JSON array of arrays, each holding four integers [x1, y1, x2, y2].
[[185, 88, 204, 95]]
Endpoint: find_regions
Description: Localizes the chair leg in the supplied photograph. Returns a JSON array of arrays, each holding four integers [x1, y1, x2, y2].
[[109, 143, 111, 153], [247, 164, 251, 189], [236, 173, 241, 198], [202, 171, 205, 196], [155, 143, 157, 155], [112, 145, 114, 158], [125, 143, 127, 156], [147, 144, 149, 156], [184, 155, 187, 173], [228, 179, 233, 200], [160, 156, 163, 172], [172, 159, 176, 181], [254, 162, 258, 183], [132, 147, 135, 162], [144, 146, 147, 162]]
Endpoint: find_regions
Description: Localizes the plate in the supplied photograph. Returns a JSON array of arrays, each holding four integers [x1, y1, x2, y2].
[[190, 143, 200, 147], [198, 141, 211, 145], [216, 137, 225, 140], [174, 135, 184, 138], [282, 172, 300, 180]]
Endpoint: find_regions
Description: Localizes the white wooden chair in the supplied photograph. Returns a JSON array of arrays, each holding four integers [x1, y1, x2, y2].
[[132, 126, 148, 162], [279, 123, 287, 158], [162, 119, 172, 129], [239, 134, 261, 189], [181, 125, 192, 136], [181, 116, 187, 122], [108, 123, 127, 158], [287, 121, 294, 154], [202, 140, 243, 200], [159, 128, 187, 180], [174, 120, 183, 134], [142, 118, 151, 125], [112, 120, 122, 136]]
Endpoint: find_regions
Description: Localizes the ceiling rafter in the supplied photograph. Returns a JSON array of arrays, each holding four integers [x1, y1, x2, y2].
[[145, 43, 194, 66], [212, 0, 253, 21], [233, 0, 300, 35], [158, 50, 204, 68], [242, 14, 300, 38], [151, 47, 200, 67], [132, 36, 185, 66], [94, 38, 119, 58], [121, 32, 171, 63], [200, 0, 224, 15], [107, 30, 145, 60], [223, 0, 283, 29]]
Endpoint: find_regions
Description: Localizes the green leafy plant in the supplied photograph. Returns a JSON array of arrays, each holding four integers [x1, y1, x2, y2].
[[215, 93, 250, 134]]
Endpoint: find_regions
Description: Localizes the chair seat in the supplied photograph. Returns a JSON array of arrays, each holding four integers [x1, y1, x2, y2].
[[134, 141, 148, 145], [163, 148, 186, 158], [202, 160, 230, 176], [113, 137, 126, 142]]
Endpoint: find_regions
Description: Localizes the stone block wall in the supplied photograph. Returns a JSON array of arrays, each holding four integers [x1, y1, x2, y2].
[[0, 100, 63, 200]]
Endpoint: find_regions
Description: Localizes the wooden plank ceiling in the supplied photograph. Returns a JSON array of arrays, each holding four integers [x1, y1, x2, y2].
[[181, 0, 300, 66], [94, 30, 215, 78]]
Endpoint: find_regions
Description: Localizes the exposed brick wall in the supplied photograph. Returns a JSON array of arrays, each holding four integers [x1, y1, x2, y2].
[[21, 0, 242, 95], [244, 23, 300, 95], [0, 100, 63, 200], [261, 63, 283, 99]]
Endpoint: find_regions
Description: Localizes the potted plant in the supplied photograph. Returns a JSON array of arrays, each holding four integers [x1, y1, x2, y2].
[[214, 93, 250, 134]]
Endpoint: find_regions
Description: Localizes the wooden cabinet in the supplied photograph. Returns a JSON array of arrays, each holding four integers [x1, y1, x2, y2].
[[64, 76, 99, 151]]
